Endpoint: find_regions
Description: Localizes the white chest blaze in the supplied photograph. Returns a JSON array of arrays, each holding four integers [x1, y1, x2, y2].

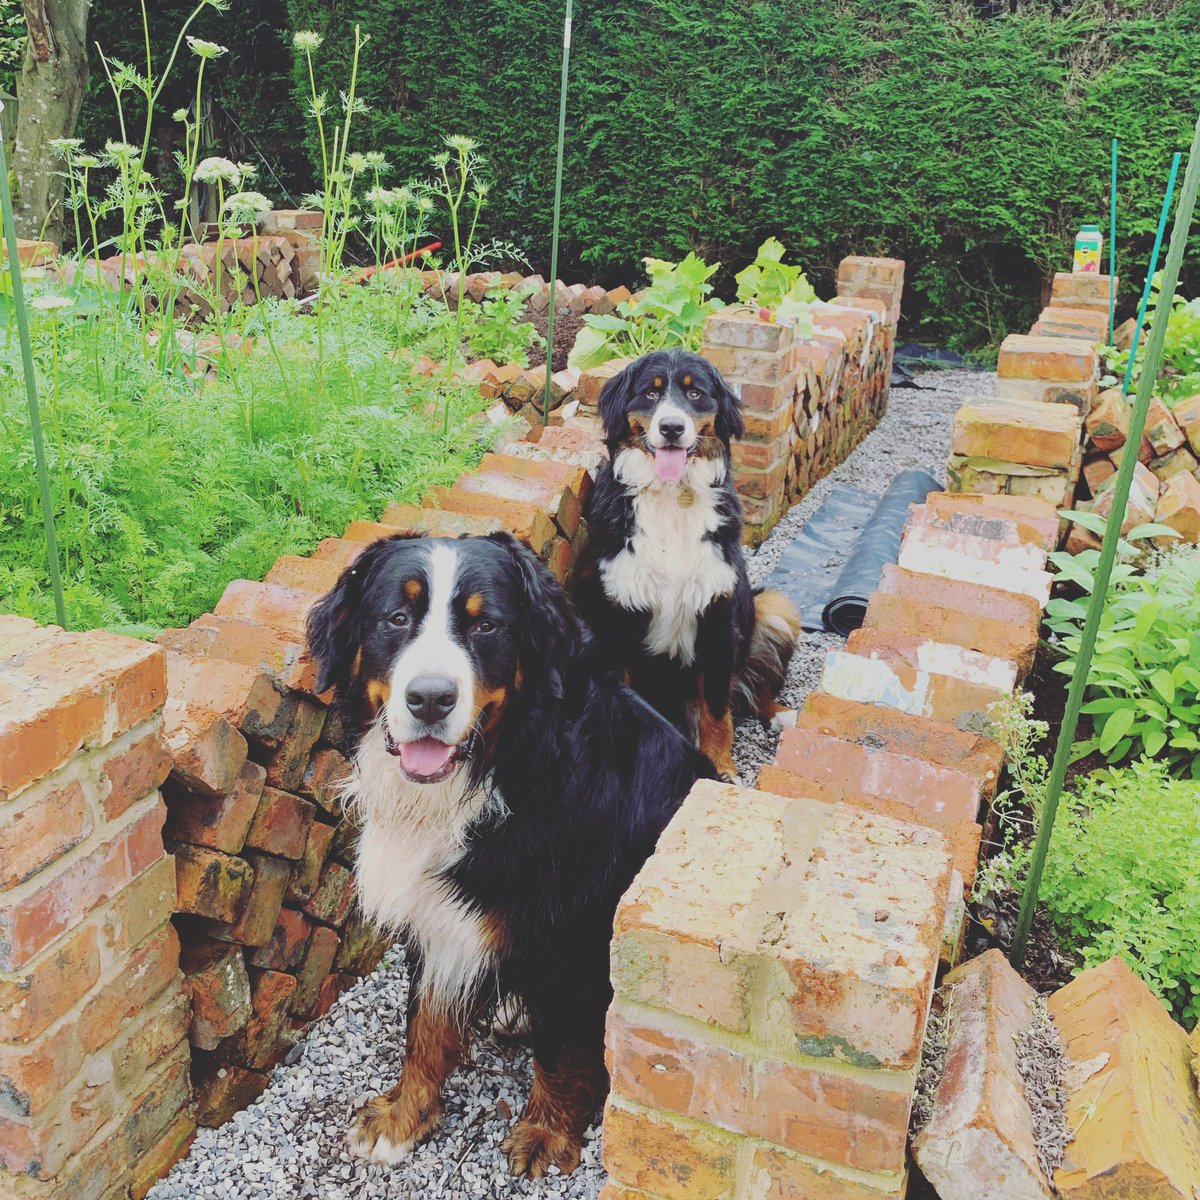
[[347, 723, 504, 1011], [600, 450, 738, 664]]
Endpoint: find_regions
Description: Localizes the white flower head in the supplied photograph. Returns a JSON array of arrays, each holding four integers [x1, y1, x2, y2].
[[31, 294, 73, 311], [223, 190, 272, 221], [237, 162, 258, 183], [49, 138, 83, 159], [346, 152, 368, 174], [193, 156, 243, 185], [172, 108, 190, 123], [293, 30, 323, 52], [104, 140, 139, 162], [187, 36, 228, 59], [364, 151, 388, 169], [445, 134, 479, 155], [75, 153, 100, 169]]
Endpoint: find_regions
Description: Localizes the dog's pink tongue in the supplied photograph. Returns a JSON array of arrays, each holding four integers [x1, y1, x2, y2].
[[399, 737, 454, 777], [655, 446, 688, 482]]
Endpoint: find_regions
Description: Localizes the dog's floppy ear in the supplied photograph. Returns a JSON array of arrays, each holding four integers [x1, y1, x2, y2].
[[305, 537, 397, 695], [487, 531, 583, 700], [597, 361, 637, 445], [713, 367, 744, 444]]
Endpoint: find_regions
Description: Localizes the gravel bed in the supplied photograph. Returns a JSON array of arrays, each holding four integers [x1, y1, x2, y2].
[[152, 367, 980, 1200]]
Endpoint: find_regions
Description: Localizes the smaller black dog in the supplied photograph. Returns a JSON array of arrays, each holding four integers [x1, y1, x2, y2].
[[579, 348, 800, 778], [306, 532, 712, 1177]]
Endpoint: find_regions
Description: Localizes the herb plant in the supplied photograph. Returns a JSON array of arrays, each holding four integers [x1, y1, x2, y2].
[[735, 236, 815, 336]]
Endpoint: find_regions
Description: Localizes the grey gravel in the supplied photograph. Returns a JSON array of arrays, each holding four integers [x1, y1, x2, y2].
[[151, 367, 979, 1199]]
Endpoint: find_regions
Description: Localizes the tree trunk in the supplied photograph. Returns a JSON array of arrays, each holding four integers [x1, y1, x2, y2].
[[11, 0, 89, 244]]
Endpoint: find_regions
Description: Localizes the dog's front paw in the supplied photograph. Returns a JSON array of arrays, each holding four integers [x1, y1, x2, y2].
[[770, 708, 798, 731], [502, 1118, 582, 1178], [348, 1094, 441, 1165]]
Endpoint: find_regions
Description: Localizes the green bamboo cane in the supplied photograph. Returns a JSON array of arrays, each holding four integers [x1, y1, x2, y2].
[[1011, 111, 1200, 968], [1123, 153, 1182, 395], [543, 0, 574, 426], [0, 102, 66, 626], [1108, 138, 1117, 346]]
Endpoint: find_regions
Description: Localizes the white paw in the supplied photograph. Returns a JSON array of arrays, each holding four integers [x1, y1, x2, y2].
[[349, 1130, 414, 1165], [771, 708, 798, 731]]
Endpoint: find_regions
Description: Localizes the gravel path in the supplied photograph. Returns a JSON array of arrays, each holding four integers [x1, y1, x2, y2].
[[150, 368, 982, 1200]]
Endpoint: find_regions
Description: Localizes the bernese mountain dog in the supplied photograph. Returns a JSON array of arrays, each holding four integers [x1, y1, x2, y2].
[[305, 531, 713, 1178], [579, 348, 801, 779]]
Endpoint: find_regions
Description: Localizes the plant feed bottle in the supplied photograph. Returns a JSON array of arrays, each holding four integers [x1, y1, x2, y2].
[[1073, 225, 1103, 274]]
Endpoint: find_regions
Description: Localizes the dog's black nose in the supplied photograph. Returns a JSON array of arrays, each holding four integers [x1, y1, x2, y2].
[[658, 417, 685, 443], [405, 675, 458, 723]]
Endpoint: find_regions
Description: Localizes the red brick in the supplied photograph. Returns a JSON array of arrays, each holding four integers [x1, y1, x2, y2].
[[302, 861, 354, 926], [334, 908, 389, 976], [214, 852, 292, 947], [163, 711, 248, 798], [705, 305, 796, 352], [244, 787, 314, 861], [224, 968, 297, 1070], [1049, 271, 1116, 311], [192, 1058, 269, 1126], [100, 853, 177, 964], [752, 1143, 904, 1199], [119, 1053, 192, 1163], [0, 1019, 82, 1117], [263, 700, 326, 791], [951, 399, 1081, 469], [79, 924, 180, 1053], [996, 333, 1098, 382], [1085, 387, 1130, 451], [164, 651, 290, 746], [420, 486, 557, 557], [1156, 470, 1200, 542], [214, 579, 315, 641], [310, 536, 368, 566], [298, 747, 350, 816], [576, 357, 633, 410], [183, 943, 252, 1051], [1148, 446, 1197, 483], [100, 730, 173, 820], [913, 950, 1053, 1200], [844, 628, 1019, 694], [286, 821, 336, 904], [370, 506, 504, 539], [130, 1109, 196, 1200], [157, 614, 318, 696], [876, 563, 1041, 632], [0, 778, 89, 889], [263, 554, 343, 595], [1145, 395, 1185, 456], [923, 492, 1059, 551], [172, 844, 254, 922], [111, 983, 189, 1091], [0, 923, 100, 1044], [291, 924, 339, 1016], [163, 759, 265, 854], [249, 906, 311, 972], [306, 971, 354, 1020], [1082, 455, 1117, 494]]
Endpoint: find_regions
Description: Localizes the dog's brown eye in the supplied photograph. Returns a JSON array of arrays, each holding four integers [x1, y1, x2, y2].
[[474, 619, 497, 635], [387, 611, 409, 628], [646, 390, 660, 401], [686, 389, 701, 401]]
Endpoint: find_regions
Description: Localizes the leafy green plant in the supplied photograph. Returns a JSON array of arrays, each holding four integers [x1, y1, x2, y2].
[[1045, 519, 1200, 771], [460, 282, 542, 367], [735, 236, 815, 336], [1103, 278, 1200, 406], [569, 251, 722, 369], [979, 701, 1200, 1027]]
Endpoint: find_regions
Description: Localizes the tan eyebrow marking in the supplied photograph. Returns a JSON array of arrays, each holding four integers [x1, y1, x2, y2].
[[682, 373, 693, 387], [465, 592, 484, 618], [404, 579, 422, 600], [653, 376, 664, 389]]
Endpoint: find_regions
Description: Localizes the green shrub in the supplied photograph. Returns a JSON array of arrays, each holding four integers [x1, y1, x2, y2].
[[982, 704, 1200, 1028], [1046, 530, 1200, 773], [1103, 281, 1200, 405]]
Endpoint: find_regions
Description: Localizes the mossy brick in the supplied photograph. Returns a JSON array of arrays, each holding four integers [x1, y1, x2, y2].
[[286, 820, 336, 905], [249, 906, 311, 972], [110, 983, 190, 1093], [420, 486, 557, 557], [1083, 455, 1117, 495], [923, 491, 1059, 551], [877, 563, 1041, 633], [213, 852, 292, 948], [220, 967, 297, 1070], [302, 860, 355, 927], [100, 854, 177, 968], [0, 923, 100, 1044], [1091, 461, 1159, 535], [263, 554, 344, 596], [913, 950, 1054, 1200], [298, 746, 350, 816], [192, 1055, 269, 1126], [0, 1018, 83, 1119], [898, 523, 1051, 605], [751, 1141, 906, 1199], [115, 1050, 191, 1173], [951, 399, 1080, 470], [605, 1005, 911, 1173], [1049, 957, 1200, 1200], [171, 844, 254, 922], [1085, 387, 1130, 451], [290, 924, 340, 1017], [904, 503, 1029, 551], [156, 614, 318, 695], [0, 628, 166, 801], [1155, 471, 1200, 544], [130, 1108, 195, 1200], [263, 699, 326, 791], [613, 780, 950, 1070], [1108, 435, 1155, 468], [182, 942, 252, 1051], [334, 908, 390, 976], [1149, 445, 1198, 482], [244, 787, 314, 861], [163, 759, 265, 854], [862, 592, 1037, 679], [995, 334, 1098, 383], [1145, 395, 1186, 455], [576, 357, 633, 410], [163, 651, 290, 747], [1172, 393, 1200, 455], [601, 1096, 739, 1200]]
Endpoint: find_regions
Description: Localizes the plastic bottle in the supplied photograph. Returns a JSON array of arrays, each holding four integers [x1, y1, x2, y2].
[[1073, 224, 1103, 274]]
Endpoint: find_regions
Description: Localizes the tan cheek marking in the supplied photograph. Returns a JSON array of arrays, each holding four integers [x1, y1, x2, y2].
[[366, 679, 391, 712], [404, 579, 422, 601], [465, 592, 484, 618]]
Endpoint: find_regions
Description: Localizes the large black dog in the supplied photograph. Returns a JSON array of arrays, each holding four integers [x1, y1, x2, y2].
[[305, 532, 712, 1178], [578, 348, 801, 778]]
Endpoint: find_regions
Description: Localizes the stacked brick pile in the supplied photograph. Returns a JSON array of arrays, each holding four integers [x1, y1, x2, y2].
[[0, 617, 193, 1200], [1031, 271, 1116, 342], [700, 256, 904, 543], [600, 488, 1059, 1200], [949, 333, 1095, 516]]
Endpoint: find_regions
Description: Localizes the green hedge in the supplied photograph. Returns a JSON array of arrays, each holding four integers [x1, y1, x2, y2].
[[74, 0, 1200, 350]]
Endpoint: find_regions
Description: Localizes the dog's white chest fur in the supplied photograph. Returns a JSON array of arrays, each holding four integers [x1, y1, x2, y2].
[[347, 725, 503, 1009], [600, 451, 737, 664]]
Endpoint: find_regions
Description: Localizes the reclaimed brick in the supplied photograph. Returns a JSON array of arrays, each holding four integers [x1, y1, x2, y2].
[[1049, 957, 1200, 1200], [0, 924, 100, 1043], [291, 924, 340, 1016], [164, 712, 247, 799], [898, 524, 1052, 606], [1173, 393, 1200, 455], [1082, 455, 1117, 495], [0, 1019, 83, 1118], [164, 651, 289, 747], [301, 861, 354, 926], [249, 906, 311, 972], [1085, 387, 1130, 451], [192, 1057, 269, 1126], [751, 1142, 905, 1199], [923, 492, 1059, 552], [358, 508, 505, 540], [877, 563, 1041, 633], [100, 730, 173, 822], [244, 787, 314, 861], [263, 700, 325, 791], [163, 759, 265, 854], [214, 852, 292, 947], [100, 854, 177, 965], [1145, 395, 1186, 455], [223, 968, 297, 1070], [951, 399, 1081, 471], [156, 615, 317, 696], [420, 486, 557, 558], [129, 1109, 195, 1200], [913, 950, 1054, 1200], [286, 821, 336, 905], [1049, 271, 1117, 311], [1156, 470, 1200, 542], [182, 943, 252, 1051], [172, 844, 254, 923], [576, 358, 634, 412], [214, 580, 314, 642], [334, 908, 389, 976], [1090, 461, 1160, 535], [0, 776, 89, 890], [845, 627, 1018, 694], [79, 924, 180, 1054], [996, 334, 1098, 383], [111, 984, 189, 1091], [1149, 445, 1198, 482]]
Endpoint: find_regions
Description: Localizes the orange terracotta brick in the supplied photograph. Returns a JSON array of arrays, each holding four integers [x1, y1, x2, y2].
[[172, 844, 253, 922], [192, 1059, 269, 1127], [249, 906, 311, 973], [163, 710, 247, 799], [1145, 395, 1186, 455], [1148, 446, 1197, 482], [1085, 387, 1130, 451], [244, 787, 314, 861], [163, 759, 266, 854], [844, 628, 1019, 694], [164, 651, 290, 747], [0, 1018, 82, 1118], [420, 486, 557, 557], [100, 730, 173, 821], [0, 923, 100, 1043], [752, 1142, 905, 1199], [263, 554, 344, 596], [0, 777, 89, 890], [952, 398, 1082, 469], [183, 943, 252, 1051], [923, 492, 1059, 551], [310, 536, 368, 566], [224, 967, 297, 1070], [298, 746, 350, 816], [214, 852, 292, 948], [1172, 393, 1200, 455], [996, 333, 1098, 383], [1082, 455, 1117, 495], [286, 821, 336, 905], [290, 924, 340, 1017], [214, 579, 315, 641], [157, 614, 318, 696], [876, 563, 1041, 632], [1049, 271, 1116, 311], [453, 454, 586, 538], [79, 924, 180, 1054]]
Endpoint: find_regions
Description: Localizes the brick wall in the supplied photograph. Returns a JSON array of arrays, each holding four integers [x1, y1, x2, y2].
[[600, 486, 1059, 1198], [0, 618, 192, 1200], [703, 256, 904, 544]]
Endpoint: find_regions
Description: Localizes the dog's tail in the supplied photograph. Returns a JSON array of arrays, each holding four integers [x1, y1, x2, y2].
[[732, 589, 801, 721]]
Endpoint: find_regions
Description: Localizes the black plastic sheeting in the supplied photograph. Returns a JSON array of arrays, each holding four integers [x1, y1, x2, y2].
[[821, 469, 943, 635], [761, 485, 881, 632]]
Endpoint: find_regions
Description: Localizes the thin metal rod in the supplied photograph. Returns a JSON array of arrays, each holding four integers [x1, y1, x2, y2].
[[1123, 153, 1182, 395], [1011, 112, 1200, 967], [1108, 138, 1117, 346], [0, 103, 66, 626], [543, 0, 573, 425]]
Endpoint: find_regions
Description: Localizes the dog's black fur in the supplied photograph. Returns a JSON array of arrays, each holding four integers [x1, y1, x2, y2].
[[306, 531, 713, 1177], [579, 349, 799, 778]]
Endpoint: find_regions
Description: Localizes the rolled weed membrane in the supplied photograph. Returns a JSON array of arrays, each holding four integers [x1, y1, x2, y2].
[[821, 469, 941, 635]]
